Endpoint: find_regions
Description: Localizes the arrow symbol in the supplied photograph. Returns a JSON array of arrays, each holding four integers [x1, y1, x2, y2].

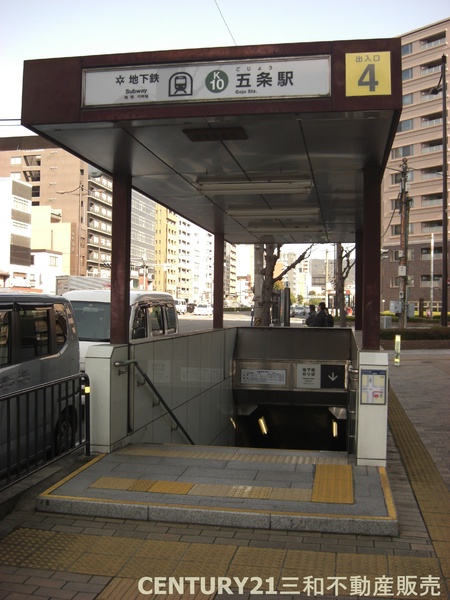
[[328, 372, 338, 381]]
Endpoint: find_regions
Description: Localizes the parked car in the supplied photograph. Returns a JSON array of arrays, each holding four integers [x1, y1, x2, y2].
[[0, 292, 81, 476], [290, 305, 307, 317], [193, 303, 213, 316], [64, 290, 178, 371]]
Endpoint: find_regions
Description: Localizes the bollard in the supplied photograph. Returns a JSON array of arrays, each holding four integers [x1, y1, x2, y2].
[[394, 334, 401, 367]]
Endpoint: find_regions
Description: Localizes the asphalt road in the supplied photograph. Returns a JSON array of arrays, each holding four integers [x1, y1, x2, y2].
[[177, 312, 306, 333]]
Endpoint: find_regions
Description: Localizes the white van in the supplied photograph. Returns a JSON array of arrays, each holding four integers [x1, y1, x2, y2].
[[174, 298, 187, 315], [63, 290, 178, 370]]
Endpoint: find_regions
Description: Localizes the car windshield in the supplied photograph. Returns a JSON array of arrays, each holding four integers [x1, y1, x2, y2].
[[71, 301, 111, 341]]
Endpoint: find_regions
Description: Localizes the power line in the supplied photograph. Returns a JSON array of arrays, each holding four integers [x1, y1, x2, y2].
[[213, 0, 237, 46]]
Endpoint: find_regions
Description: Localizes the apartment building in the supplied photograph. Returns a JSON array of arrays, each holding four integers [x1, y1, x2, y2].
[[381, 18, 449, 313], [0, 178, 32, 287], [0, 147, 89, 277]]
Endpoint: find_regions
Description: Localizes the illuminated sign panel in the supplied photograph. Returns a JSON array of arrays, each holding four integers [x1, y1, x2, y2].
[[82, 57, 330, 107]]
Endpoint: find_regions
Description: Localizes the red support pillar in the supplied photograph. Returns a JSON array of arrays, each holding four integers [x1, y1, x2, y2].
[[213, 233, 224, 329], [362, 167, 381, 350], [110, 173, 132, 345]]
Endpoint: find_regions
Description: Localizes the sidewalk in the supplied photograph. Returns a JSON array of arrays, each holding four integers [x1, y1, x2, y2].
[[0, 349, 448, 599]]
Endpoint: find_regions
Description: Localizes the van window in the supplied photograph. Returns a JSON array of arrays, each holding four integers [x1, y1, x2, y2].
[[55, 303, 69, 349], [131, 305, 147, 339], [19, 307, 50, 361], [0, 310, 11, 367], [149, 305, 164, 335], [166, 303, 177, 333], [71, 302, 110, 342]]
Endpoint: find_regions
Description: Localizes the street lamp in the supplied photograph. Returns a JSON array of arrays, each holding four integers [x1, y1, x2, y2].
[[430, 54, 448, 327]]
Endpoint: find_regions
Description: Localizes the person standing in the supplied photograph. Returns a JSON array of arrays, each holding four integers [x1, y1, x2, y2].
[[305, 304, 317, 327], [316, 302, 334, 327]]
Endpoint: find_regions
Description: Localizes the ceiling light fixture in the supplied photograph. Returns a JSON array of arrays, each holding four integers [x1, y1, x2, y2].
[[195, 180, 313, 195], [227, 208, 319, 218], [247, 226, 325, 234]]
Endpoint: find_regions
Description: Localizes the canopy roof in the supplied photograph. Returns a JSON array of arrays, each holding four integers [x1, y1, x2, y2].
[[21, 38, 402, 246]]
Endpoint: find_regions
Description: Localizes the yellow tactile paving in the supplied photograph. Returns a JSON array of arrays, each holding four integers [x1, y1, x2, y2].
[[135, 540, 190, 561], [232, 546, 286, 568], [119, 557, 178, 579], [0, 527, 445, 598], [70, 551, 130, 576], [88, 476, 314, 504], [90, 476, 136, 490], [311, 463, 354, 504], [127, 479, 156, 491], [181, 542, 236, 563], [116, 443, 347, 465], [284, 549, 336, 572], [389, 387, 450, 598], [149, 480, 194, 495]]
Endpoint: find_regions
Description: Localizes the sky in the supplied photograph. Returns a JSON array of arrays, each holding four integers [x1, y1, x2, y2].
[[1, 0, 449, 138], [0, 1, 448, 260]]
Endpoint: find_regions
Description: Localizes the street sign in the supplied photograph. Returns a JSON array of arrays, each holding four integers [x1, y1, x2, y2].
[[345, 51, 391, 97], [320, 364, 346, 389], [296, 363, 347, 390]]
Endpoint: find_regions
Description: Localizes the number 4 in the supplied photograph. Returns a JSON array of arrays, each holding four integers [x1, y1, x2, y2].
[[358, 64, 378, 92]]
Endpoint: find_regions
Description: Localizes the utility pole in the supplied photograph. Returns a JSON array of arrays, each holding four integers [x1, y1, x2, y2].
[[398, 158, 411, 329]]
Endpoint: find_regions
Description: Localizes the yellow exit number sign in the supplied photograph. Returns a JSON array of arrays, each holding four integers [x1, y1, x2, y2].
[[345, 52, 391, 96]]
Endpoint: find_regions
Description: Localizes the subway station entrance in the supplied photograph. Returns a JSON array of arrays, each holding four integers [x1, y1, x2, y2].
[[21, 38, 401, 471]]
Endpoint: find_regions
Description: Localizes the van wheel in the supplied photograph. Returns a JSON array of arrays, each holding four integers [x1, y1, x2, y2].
[[55, 411, 75, 454]]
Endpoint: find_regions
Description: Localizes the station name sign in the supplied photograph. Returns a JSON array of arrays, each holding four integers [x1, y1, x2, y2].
[[82, 56, 330, 107]]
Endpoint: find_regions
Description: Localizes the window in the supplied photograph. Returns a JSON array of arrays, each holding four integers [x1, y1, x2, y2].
[[422, 140, 443, 154], [402, 68, 413, 81], [165, 303, 177, 333], [10, 157, 21, 165], [397, 119, 413, 133], [24, 170, 40, 182], [392, 145, 414, 159], [422, 220, 442, 233], [421, 247, 442, 260], [392, 171, 414, 184], [19, 307, 50, 361], [392, 224, 414, 236], [422, 113, 443, 127], [421, 167, 443, 180], [402, 93, 414, 106], [421, 274, 442, 287], [0, 310, 11, 367], [401, 43, 413, 56], [54, 303, 68, 350], [420, 62, 442, 77], [422, 195, 442, 207], [421, 34, 446, 50]]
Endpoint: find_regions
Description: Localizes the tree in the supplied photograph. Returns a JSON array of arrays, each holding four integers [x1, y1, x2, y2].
[[253, 243, 315, 326], [335, 243, 355, 327]]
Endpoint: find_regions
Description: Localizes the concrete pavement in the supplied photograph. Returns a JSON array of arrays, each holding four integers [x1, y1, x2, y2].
[[0, 349, 448, 599]]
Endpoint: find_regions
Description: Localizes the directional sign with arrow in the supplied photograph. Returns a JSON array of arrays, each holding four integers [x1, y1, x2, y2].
[[320, 364, 347, 389], [296, 363, 347, 390]]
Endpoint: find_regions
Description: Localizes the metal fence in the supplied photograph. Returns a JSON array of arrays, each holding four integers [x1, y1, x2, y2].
[[0, 374, 90, 491]]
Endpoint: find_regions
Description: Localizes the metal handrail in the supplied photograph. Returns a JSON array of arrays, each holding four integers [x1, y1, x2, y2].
[[0, 373, 90, 491], [114, 360, 195, 445]]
